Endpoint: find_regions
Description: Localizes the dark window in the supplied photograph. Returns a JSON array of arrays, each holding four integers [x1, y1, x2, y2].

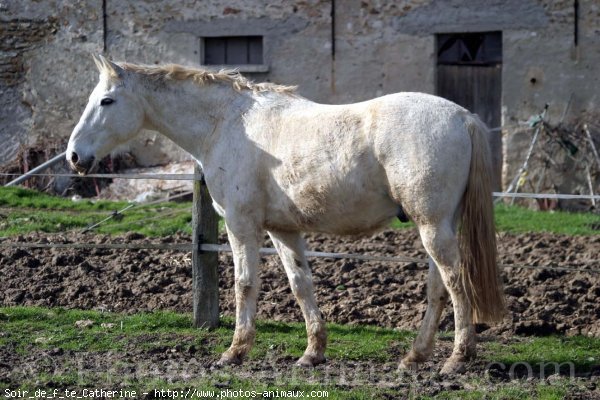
[[437, 32, 502, 66], [203, 36, 263, 65]]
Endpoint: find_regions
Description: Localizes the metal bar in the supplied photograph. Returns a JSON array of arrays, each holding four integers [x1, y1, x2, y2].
[[574, 0, 579, 47], [0, 242, 193, 251], [585, 165, 596, 207], [330, 0, 335, 60], [502, 106, 548, 201], [2, 172, 202, 181], [199, 243, 599, 273], [584, 124, 600, 170], [3, 170, 599, 200], [5, 152, 66, 187], [199, 243, 423, 264], [102, 0, 108, 53], [0, 241, 597, 273], [492, 192, 600, 200]]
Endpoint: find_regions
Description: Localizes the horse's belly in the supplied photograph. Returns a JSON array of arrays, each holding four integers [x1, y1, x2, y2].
[[264, 186, 399, 235], [311, 197, 399, 235]]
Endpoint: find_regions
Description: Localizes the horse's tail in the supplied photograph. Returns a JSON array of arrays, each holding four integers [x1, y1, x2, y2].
[[459, 114, 506, 324]]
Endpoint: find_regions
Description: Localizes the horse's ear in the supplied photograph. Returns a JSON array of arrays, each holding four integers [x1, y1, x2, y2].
[[92, 54, 104, 72], [93, 54, 124, 79]]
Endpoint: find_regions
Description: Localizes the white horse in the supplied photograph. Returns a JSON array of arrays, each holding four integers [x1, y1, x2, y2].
[[67, 55, 505, 374]]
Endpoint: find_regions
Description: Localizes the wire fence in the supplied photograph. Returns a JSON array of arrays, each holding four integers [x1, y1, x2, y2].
[[1, 172, 201, 181], [2, 171, 599, 200], [1, 171, 599, 274], [0, 240, 598, 274]]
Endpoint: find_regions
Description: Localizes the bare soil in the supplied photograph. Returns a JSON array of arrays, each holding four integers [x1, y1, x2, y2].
[[1, 229, 598, 337], [0, 229, 599, 397]]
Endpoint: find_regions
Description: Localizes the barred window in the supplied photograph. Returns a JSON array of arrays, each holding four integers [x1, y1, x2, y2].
[[202, 36, 263, 66]]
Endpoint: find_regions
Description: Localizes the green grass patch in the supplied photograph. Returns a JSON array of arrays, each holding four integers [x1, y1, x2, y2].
[[246, 320, 413, 362], [420, 384, 569, 400], [0, 186, 128, 211], [494, 203, 600, 235], [1, 307, 598, 399], [485, 335, 600, 375], [0, 186, 193, 237], [0, 307, 412, 362], [390, 203, 600, 235], [0, 306, 224, 354]]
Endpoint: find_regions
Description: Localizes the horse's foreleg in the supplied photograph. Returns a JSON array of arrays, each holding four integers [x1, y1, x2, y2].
[[268, 230, 327, 367], [400, 258, 448, 370], [418, 222, 476, 374], [218, 221, 262, 366]]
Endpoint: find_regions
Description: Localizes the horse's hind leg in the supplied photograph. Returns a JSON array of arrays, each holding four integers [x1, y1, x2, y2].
[[416, 221, 476, 374], [268, 230, 327, 367], [400, 258, 448, 369]]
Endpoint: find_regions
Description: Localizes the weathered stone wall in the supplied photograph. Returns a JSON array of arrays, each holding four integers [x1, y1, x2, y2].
[[1, 0, 598, 193], [501, 0, 600, 191], [1, 0, 103, 167], [503, 0, 599, 124], [0, 15, 59, 164]]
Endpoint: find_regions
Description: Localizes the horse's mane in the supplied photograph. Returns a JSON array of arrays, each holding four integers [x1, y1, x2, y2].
[[101, 60, 297, 95]]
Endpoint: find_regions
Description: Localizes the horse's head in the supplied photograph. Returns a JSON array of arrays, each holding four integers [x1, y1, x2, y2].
[[66, 55, 145, 174]]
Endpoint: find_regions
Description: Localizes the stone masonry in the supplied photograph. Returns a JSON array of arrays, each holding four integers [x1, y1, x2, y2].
[[1, 0, 598, 191]]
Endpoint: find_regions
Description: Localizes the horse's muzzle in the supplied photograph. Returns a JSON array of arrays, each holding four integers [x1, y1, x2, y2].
[[67, 151, 96, 175]]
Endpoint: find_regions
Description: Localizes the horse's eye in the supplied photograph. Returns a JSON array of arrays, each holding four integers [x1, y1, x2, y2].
[[100, 98, 114, 106]]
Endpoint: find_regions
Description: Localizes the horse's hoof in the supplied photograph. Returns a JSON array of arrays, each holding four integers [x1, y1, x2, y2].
[[217, 353, 244, 367], [399, 350, 428, 371], [295, 354, 326, 368], [399, 359, 420, 371], [440, 356, 467, 375]]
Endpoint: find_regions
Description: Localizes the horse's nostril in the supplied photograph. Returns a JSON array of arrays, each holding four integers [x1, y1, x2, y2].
[[70, 152, 79, 165]]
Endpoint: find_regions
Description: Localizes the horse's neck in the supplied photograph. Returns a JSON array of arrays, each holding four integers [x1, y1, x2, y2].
[[140, 81, 253, 162]]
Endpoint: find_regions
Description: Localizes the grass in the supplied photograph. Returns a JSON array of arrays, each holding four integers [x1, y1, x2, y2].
[[0, 307, 597, 399], [0, 307, 411, 363], [493, 203, 600, 235], [0, 186, 193, 237], [2, 186, 599, 238], [389, 202, 600, 235], [0, 306, 222, 354], [0, 186, 124, 211], [485, 335, 600, 374]]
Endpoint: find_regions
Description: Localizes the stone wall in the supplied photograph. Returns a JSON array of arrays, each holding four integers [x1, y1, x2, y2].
[[501, 0, 600, 191], [1, 0, 598, 193], [0, 0, 103, 167], [0, 16, 59, 164]]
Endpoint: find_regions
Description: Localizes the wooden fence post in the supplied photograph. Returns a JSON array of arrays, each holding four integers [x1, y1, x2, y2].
[[192, 164, 219, 328]]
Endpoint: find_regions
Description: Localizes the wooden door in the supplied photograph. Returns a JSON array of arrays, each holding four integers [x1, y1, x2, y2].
[[436, 32, 502, 190]]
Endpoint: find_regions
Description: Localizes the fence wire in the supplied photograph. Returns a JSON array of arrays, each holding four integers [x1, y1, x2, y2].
[[78, 190, 193, 233], [2, 171, 599, 200], [1, 171, 598, 274], [1, 172, 201, 181]]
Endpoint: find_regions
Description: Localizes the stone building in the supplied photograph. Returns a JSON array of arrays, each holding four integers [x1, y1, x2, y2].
[[1, 0, 598, 192]]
